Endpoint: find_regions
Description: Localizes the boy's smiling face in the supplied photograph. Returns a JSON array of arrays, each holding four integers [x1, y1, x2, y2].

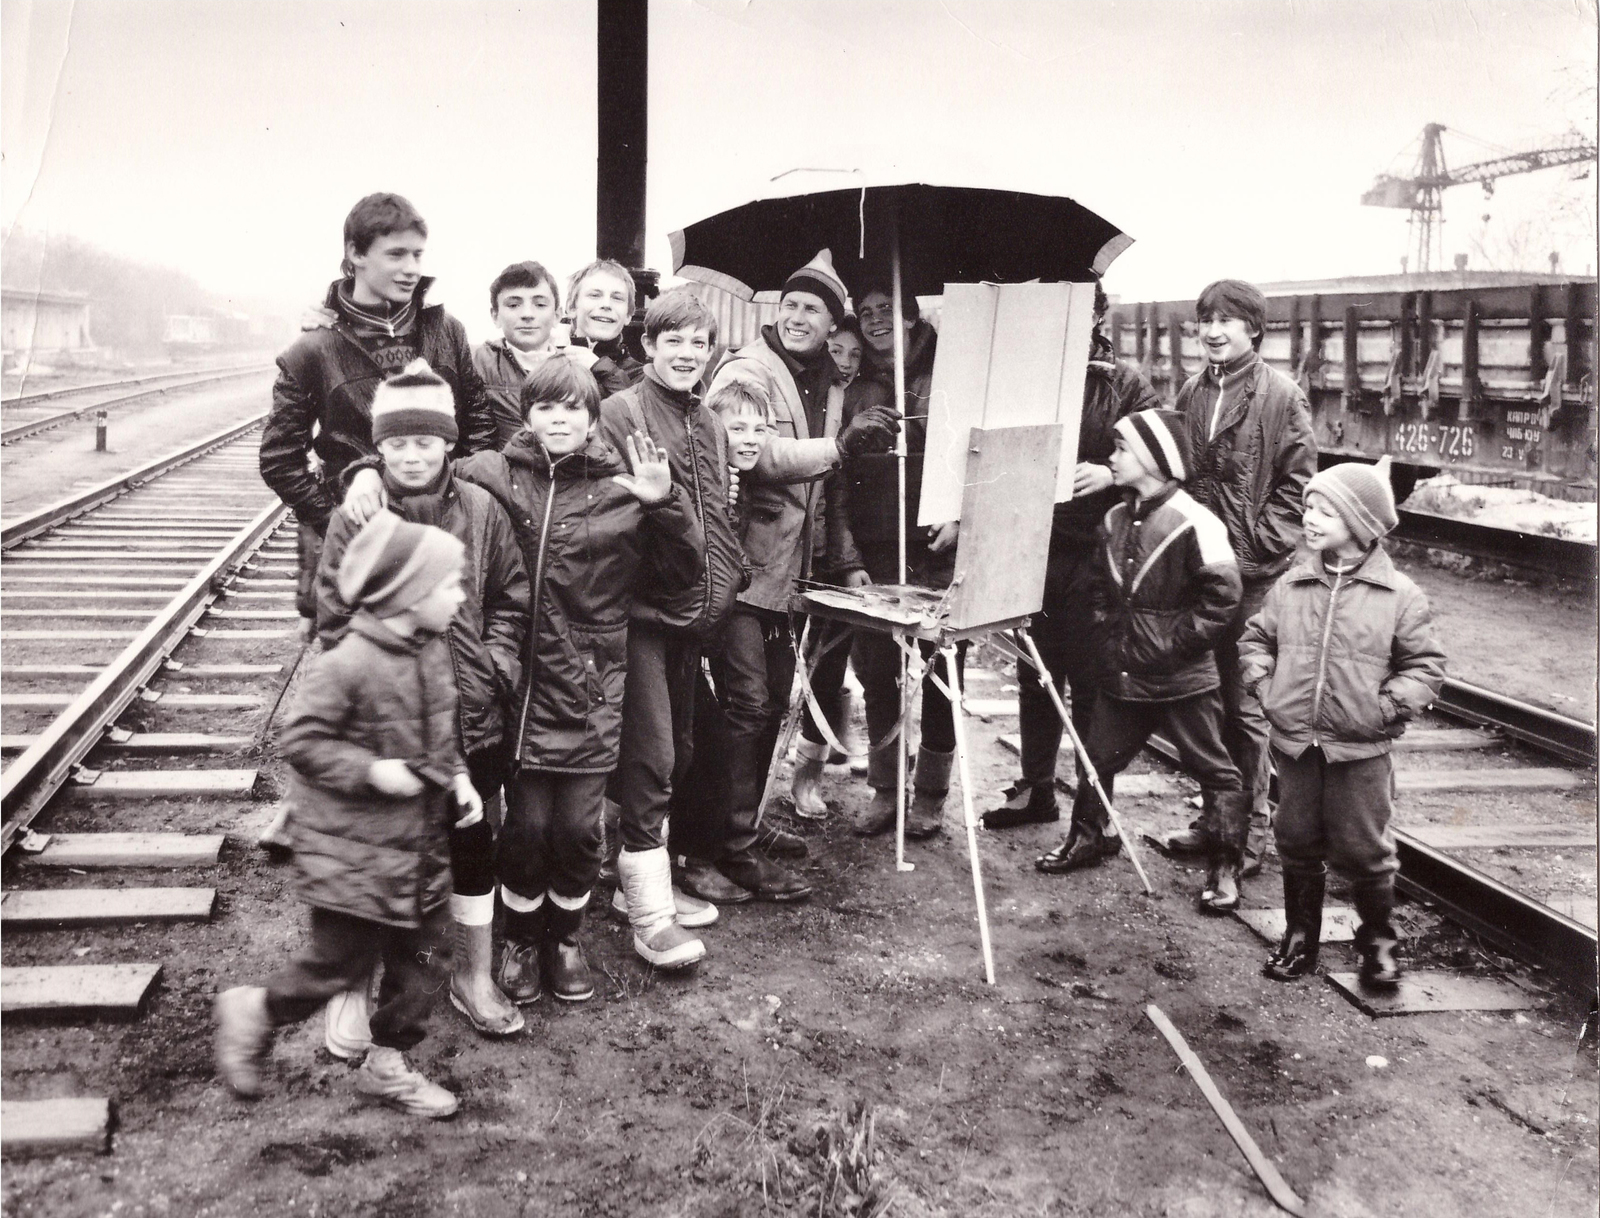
[[572, 271, 631, 343], [1198, 310, 1256, 365], [1303, 491, 1358, 556], [494, 281, 560, 352], [827, 330, 863, 384], [348, 229, 425, 305], [526, 396, 592, 456], [644, 326, 712, 392], [858, 291, 910, 356], [378, 434, 448, 490], [721, 411, 770, 471]]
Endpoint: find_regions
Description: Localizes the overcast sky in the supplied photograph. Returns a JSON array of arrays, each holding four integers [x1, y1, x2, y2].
[[3, 0, 1595, 338]]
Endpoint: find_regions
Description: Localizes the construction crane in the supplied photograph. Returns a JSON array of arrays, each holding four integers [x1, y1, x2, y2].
[[1362, 123, 1597, 273]]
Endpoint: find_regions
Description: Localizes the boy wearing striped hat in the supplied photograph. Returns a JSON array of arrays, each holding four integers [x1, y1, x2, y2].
[[1238, 458, 1445, 987], [1035, 409, 1252, 916]]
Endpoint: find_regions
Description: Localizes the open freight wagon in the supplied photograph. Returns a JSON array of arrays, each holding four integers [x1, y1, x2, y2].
[[1111, 277, 1597, 501]]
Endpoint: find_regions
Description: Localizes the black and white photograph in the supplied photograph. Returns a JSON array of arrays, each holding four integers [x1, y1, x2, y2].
[[1, 1, 1596, 1214]]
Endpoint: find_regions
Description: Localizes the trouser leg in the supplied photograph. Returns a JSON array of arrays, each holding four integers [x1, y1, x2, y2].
[[498, 769, 556, 934], [448, 744, 507, 898], [295, 520, 323, 622], [1270, 746, 1329, 877], [1162, 689, 1248, 857], [852, 629, 903, 753], [713, 610, 776, 857], [1020, 542, 1101, 789], [799, 617, 851, 748], [263, 906, 386, 1028], [1322, 752, 1400, 882], [1067, 695, 1155, 833], [918, 641, 966, 755], [367, 904, 452, 1052], [545, 772, 611, 902], [611, 626, 696, 853], [1215, 581, 1274, 851]]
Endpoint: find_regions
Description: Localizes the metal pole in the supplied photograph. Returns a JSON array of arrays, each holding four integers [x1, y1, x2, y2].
[[94, 410, 108, 452], [890, 206, 912, 873]]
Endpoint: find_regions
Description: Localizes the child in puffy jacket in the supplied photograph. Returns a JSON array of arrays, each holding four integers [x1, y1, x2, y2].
[[1238, 456, 1446, 988], [215, 514, 481, 1119]]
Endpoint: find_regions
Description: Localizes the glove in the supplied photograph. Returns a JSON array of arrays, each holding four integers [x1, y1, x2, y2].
[[837, 407, 900, 457]]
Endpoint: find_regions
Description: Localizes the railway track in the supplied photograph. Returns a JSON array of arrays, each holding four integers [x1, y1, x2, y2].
[[0, 416, 304, 1156], [1393, 507, 1596, 581], [0, 363, 272, 446]]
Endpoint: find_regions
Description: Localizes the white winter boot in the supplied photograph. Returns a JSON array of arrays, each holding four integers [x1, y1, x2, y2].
[[789, 737, 830, 821], [616, 846, 706, 970]]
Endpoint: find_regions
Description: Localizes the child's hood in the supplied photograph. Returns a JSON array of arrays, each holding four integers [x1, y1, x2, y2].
[[502, 431, 628, 480]]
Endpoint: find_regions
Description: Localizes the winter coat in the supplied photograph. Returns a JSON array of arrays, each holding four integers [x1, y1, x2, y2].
[[279, 613, 463, 928], [597, 369, 747, 636], [314, 464, 530, 758], [454, 431, 702, 772], [1093, 485, 1243, 702], [260, 278, 499, 533], [1238, 545, 1446, 762], [570, 334, 644, 398], [1175, 351, 1317, 587], [473, 338, 625, 449], [1052, 345, 1163, 552], [706, 334, 845, 611]]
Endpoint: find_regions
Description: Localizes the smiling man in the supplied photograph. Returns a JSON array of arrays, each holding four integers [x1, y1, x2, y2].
[[1163, 278, 1317, 881]]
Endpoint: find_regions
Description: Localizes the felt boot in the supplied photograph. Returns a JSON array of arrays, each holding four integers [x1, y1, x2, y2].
[[982, 780, 1060, 830], [1263, 870, 1326, 981], [755, 821, 808, 859], [355, 1046, 458, 1119], [448, 893, 524, 1036], [618, 847, 706, 970], [1353, 877, 1402, 989], [790, 737, 830, 821], [906, 747, 954, 840], [852, 742, 903, 836], [214, 985, 272, 1099], [496, 891, 545, 1005], [612, 885, 719, 928], [543, 894, 595, 1003]]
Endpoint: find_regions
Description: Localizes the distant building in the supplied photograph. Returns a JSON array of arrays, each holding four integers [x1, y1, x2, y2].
[[2, 287, 93, 363], [1257, 270, 1593, 296]]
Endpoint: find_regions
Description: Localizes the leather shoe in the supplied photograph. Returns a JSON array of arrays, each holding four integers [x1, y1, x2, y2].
[[1153, 823, 1209, 855], [496, 939, 542, 1006], [755, 822, 808, 859], [543, 939, 595, 1003], [1035, 827, 1122, 874], [676, 855, 753, 904], [716, 850, 812, 902], [981, 781, 1059, 830]]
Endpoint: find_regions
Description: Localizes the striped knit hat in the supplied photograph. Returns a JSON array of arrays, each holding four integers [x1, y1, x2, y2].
[[1305, 455, 1399, 546], [371, 358, 458, 444], [782, 249, 848, 322], [337, 511, 465, 618], [1114, 408, 1190, 483]]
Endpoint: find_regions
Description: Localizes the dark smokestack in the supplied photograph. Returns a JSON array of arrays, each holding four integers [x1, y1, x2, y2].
[[596, 0, 648, 272]]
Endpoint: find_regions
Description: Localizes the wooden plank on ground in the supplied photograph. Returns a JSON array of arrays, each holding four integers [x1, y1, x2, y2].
[[963, 699, 1020, 718], [1, 887, 215, 927], [26, 833, 224, 868], [0, 1098, 112, 1158], [71, 769, 257, 797], [1402, 823, 1595, 850], [1326, 971, 1537, 1016], [1, 964, 162, 1017], [1235, 907, 1358, 944], [1395, 768, 1589, 793]]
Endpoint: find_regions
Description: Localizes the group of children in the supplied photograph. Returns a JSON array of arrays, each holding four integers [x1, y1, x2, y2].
[[217, 192, 1447, 1120]]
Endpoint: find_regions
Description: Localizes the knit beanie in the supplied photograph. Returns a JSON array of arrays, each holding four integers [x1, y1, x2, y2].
[[1304, 455, 1399, 546], [337, 511, 465, 618], [1114, 408, 1191, 483], [781, 249, 848, 322], [371, 358, 459, 444]]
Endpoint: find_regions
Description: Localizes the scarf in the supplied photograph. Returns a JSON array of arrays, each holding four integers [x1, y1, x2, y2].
[[335, 279, 419, 340]]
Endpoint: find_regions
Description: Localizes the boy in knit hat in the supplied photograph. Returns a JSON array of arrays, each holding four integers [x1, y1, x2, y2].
[[316, 359, 530, 1041], [1035, 409, 1252, 916], [1239, 457, 1445, 987], [216, 513, 481, 1119]]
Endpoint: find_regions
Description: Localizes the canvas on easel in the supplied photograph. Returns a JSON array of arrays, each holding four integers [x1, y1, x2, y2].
[[919, 280, 1096, 527]]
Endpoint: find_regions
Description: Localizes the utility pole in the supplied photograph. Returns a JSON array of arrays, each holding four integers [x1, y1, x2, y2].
[[596, 0, 657, 310]]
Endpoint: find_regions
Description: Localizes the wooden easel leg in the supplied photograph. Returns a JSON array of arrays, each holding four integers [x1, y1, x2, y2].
[[1014, 628, 1155, 895], [941, 643, 997, 985]]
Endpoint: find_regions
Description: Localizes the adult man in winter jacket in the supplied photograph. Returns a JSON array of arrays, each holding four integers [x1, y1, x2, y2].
[[1164, 279, 1317, 875], [985, 283, 1162, 830]]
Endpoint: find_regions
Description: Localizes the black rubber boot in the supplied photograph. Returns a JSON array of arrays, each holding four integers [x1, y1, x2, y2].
[[542, 899, 595, 1003], [1353, 876, 1402, 989], [1264, 870, 1326, 981]]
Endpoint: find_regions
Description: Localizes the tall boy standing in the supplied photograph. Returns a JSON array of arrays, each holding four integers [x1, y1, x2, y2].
[[1035, 409, 1251, 914], [472, 261, 575, 447], [1166, 279, 1317, 875], [216, 514, 481, 1118], [566, 259, 645, 397]]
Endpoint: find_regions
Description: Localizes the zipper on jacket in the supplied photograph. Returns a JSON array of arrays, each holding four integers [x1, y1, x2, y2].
[[513, 452, 568, 764], [684, 413, 713, 626], [1308, 570, 1344, 748]]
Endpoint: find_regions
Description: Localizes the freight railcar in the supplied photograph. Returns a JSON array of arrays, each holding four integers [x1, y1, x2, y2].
[[1110, 277, 1597, 501]]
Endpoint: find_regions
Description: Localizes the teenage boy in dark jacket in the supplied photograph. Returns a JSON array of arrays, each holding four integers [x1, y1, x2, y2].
[[985, 283, 1162, 829], [315, 361, 530, 1040], [259, 193, 498, 591], [566, 259, 645, 398], [1035, 409, 1251, 914], [472, 261, 571, 447], [1164, 279, 1317, 876], [216, 514, 479, 1119]]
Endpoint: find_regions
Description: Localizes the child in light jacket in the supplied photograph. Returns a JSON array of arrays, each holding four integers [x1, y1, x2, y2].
[[1239, 456, 1446, 988]]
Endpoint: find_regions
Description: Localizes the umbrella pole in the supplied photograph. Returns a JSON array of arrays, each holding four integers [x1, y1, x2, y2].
[[891, 213, 913, 873]]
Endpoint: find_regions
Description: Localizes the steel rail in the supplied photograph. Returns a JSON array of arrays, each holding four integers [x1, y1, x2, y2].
[[0, 495, 287, 853], [1143, 732, 1597, 997], [1, 413, 268, 549], [0, 365, 271, 444], [1, 362, 270, 407], [1433, 678, 1597, 766], [1395, 508, 1596, 581]]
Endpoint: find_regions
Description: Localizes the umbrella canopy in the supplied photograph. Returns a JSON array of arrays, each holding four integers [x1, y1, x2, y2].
[[668, 182, 1130, 301]]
